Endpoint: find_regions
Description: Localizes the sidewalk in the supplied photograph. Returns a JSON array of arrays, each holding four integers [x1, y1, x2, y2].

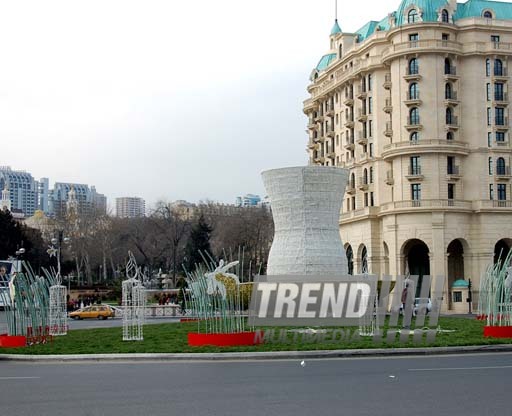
[[2, 344, 512, 362]]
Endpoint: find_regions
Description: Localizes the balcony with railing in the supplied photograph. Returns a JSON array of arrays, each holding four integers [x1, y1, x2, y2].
[[382, 138, 469, 160], [446, 165, 461, 180], [383, 97, 392, 113], [344, 92, 354, 106], [344, 136, 355, 150], [358, 177, 369, 191], [404, 67, 421, 81], [405, 116, 422, 130], [357, 86, 368, 99], [385, 170, 394, 185], [446, 115, 459, 129], [326, 127, 335, 138], [492, 66, 508, 81], [384, 121, 393, 137], [383, 39, 462, 62], [495, 117, 509, 130], [344, 115, 355, 128], [357, 108, 368, 122], [383, 73, 392, 89], [325, 102, 335, 117], [444, 66, 459, 80], [444, 90, 459, 105], [474, 200, 512, 211], [495, 166, 512, 179], [406, 165, 424, 180], [494, 92, 509, 105], [380, 199, 473, 212], [356, 131, 368, 145], [404, 91, 421, 106]]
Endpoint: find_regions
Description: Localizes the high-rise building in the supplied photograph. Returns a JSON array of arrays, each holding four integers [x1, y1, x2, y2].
[[115, 197, 145, 218], [0, 166, 38, 217], [304, 0, 512, 311], [50, 182, 107, 217], [37, 177, 50, 214], [235, 194, 262, 207]]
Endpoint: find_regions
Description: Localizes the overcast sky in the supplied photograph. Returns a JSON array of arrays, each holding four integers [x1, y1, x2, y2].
[[0, 0, 505, 210]]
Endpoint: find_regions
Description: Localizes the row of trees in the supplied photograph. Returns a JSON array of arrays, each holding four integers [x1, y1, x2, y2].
[[1, 202, 274, 287]]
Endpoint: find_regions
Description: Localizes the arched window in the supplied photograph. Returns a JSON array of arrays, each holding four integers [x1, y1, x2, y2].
[[441, 9, 449, 23], [495, 59, 503, 76], [497, 157, 506, 175], [483, 10, 493, 19], [369, 167, 374, 183], [446, 107, 453, 124], [444, 58, 452, 75], [408, 8, 419, 24], [409, 58, 419, 75], [445, 83, 452, 99], [447, 131, 454, 141], [363, 168, 368, 184], [410, 107, 420, 125], [361, 246, 368, 274], [486, 59, 491, 76], [409, 82, 419, 100], [346, 245, 354, 275], [410, 132, 419, 142], [339, 44, 343, 58], [350, 173, 356, 188]]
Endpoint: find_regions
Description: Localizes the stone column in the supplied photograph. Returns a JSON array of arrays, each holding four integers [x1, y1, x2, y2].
[[262, 166, 349, 277]]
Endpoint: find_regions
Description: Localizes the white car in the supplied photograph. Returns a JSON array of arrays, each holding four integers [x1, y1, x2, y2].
[[413, 298, 432, 316]]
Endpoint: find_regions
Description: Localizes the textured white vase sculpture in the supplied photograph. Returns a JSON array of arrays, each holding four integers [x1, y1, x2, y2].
[[262, 166, 349, 276]]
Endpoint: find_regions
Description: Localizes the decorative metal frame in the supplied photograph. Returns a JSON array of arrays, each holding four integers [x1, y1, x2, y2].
[[0, 263, 56, 344], [185, 253, 250, 335], [122, 252, 146, 341]]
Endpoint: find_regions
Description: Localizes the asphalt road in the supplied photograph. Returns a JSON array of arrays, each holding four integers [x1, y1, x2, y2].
[[0, 311, 181, 332], [0, 353, 511, 416]]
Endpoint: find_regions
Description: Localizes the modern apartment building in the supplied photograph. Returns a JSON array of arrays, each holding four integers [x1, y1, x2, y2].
[[304, 0, 512, 310], [51, 183, 107, 218], [116, 197, 146, 218], [0, 166, 39, 217]]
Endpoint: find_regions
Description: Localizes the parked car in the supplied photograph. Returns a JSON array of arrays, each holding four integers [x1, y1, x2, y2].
[[413, 298, 432, 316], [69, 305, 115, 320]]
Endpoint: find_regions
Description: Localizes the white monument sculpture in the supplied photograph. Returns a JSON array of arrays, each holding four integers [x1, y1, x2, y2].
[[49, 284, 67, 336], [122, 253, 146, 341], [262, 166, 349, 276]]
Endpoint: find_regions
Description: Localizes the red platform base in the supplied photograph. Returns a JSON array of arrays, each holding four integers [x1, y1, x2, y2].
[[0, 334, 27, 348], [484, 326, 512, 338], [188, 331, 264, 347]]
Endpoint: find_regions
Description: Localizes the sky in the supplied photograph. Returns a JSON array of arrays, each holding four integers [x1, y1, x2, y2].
[[0, 0, 506, 210]]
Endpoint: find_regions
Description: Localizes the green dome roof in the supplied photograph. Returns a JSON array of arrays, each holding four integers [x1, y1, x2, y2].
[[330, 19, 342, 35], [452, 279, 469, 288], [395, 0, 449, 26]]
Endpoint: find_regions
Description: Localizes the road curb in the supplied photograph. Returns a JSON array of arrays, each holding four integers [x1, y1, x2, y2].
[[1, 344, 512, 362]]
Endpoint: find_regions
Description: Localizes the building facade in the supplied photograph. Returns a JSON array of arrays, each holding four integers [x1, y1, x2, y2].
[[50, 183, 107, 218], [116, 197, 146, 218], [0, 166, 38, 217], [304, 0, 512, 311]]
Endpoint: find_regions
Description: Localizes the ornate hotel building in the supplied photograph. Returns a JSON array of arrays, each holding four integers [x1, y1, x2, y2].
[[303, 0, 512, 310]]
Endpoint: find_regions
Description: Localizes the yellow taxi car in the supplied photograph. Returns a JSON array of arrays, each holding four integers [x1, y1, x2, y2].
[[69, 305, 116, 320]]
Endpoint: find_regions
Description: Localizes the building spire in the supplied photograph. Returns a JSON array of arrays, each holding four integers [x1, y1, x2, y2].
[[330, 0, 342, 36]]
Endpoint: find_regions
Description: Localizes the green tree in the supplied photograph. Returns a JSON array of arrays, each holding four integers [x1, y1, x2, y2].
[[0, 209, 48, 268], [184, 214, 212, 271]]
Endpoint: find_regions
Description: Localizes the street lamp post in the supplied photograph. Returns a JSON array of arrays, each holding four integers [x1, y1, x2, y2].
[[49, 230, 70, 279]]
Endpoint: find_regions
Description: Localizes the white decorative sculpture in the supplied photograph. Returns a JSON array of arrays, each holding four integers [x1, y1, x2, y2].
[[205, 259, 240, 299], [49, 284, 67, 336], [122, 253, 146, 341], [262, 166, 349, 276]]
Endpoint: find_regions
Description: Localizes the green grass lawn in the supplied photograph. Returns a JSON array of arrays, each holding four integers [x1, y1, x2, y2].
[[1, 317, 511, 355]]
